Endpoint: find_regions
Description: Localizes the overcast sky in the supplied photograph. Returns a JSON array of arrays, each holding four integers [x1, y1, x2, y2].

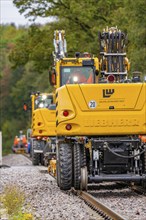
[[0, 0, 50, 26]]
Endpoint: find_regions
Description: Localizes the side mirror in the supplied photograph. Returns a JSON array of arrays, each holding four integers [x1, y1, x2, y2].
[[49, 69, 56, 86]]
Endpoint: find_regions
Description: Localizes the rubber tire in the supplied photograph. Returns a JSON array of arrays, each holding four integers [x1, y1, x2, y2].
[[80, 144, 86, 167], [56, 144, 60, 187], [40, 153, 44, 166], [32, 152, 40, 165], [144, 150, 146, 173], [59, 142, 73, 190], [74, 143, 81, 190], [32, 140, 40, 165], [142, 150, 146, 189]]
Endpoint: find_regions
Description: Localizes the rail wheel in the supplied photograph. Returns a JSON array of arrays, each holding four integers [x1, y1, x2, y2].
[[32, 152, 40, 165], [74, 143, 81, 190], [59, 142, 73, 190], [80, 166, 88, 191]]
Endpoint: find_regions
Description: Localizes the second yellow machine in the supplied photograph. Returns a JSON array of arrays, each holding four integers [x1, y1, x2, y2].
[[30, 92, 56, 166]]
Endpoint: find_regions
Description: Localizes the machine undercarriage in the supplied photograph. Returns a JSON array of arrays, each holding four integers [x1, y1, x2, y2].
[[89, 136, 146, 182], [56, 136, 146, 191]]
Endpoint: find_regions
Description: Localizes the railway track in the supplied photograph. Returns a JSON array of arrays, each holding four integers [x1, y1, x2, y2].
[[37, 165, 126, 219], [115, 181, 146, 194], [24, 153, 146, 219], [131, 183, 146, 194], [73, 190, 125, 220], [84, 182, 146, 219]]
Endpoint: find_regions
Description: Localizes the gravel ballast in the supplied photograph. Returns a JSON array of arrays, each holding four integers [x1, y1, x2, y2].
[[0, 154, 97, 220], [1, 154, 146, 220], [89, 182, 146, 220]]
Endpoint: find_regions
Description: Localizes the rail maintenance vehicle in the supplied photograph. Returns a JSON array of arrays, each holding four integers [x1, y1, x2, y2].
[[54, 27, 146, 190], [29, 92, 56, 169]]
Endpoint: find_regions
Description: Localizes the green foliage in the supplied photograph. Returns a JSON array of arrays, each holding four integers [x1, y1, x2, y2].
[[1, 119, 23, 154], [12, 212, 33, 220], [13, 0, 146, 74], [1, 0, 146, 154], [3, 185, 24, 215], [9, 25, 54, 71], [2, 184, 34, 219]]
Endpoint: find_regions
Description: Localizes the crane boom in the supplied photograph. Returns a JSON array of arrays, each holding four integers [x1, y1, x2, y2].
[[53, 30, 67, 60]]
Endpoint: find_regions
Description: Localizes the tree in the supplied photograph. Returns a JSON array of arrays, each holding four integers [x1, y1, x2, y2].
[[12, 0, 146, 74], [1, 1, 146, 154]]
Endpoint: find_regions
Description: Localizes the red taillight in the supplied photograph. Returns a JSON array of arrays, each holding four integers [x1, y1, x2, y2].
[[107, 74, 115, 83], [66, 124, 72, 130], [63, 110, 69, 117]]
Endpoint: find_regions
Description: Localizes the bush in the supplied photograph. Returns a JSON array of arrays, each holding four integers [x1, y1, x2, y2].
[[3, 184, 24, 215], [2, 184, 33, 219]]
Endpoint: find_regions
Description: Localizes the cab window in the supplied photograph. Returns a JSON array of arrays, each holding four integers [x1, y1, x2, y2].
[[34, 95, 53, 109], [61, 66, 94, 86]]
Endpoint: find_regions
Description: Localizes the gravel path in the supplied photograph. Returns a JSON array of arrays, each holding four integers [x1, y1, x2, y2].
[[0, 154, 97, 220], [89, 182, 146, 220]]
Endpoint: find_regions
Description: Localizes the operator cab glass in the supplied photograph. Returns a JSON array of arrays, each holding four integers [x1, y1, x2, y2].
[[61, 66, 95, 86], [34, 94, 53, 109]]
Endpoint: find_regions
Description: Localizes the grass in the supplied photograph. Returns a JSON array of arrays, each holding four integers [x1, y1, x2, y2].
[[1, 184, 34, 220]]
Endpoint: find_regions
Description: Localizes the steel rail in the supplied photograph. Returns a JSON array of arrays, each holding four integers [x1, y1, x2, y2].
[[131, 185, 146, 194], [78, 191, 125, 220]]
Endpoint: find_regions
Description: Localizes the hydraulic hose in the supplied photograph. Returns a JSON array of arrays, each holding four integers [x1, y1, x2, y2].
[[105, 142, 146, 159]]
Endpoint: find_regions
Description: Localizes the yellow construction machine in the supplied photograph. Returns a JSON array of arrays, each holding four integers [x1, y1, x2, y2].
[[55, 27, 146, 190], [30, 92, 56, 166]]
